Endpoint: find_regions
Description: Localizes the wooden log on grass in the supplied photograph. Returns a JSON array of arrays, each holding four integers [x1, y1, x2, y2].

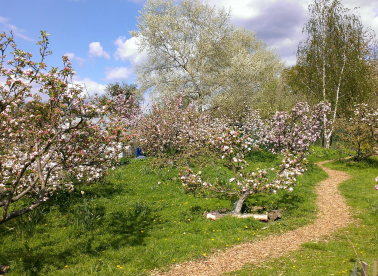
[[232, 213, 269, 221], [204, 210, 281, 222]]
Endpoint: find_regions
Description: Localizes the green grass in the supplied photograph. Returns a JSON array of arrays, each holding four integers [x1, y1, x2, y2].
[[307, 145, 347, 163], [0, 151, 327, 275], [226, 156, 378, 276]]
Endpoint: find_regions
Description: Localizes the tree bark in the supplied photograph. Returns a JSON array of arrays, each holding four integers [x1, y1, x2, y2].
[[233, 191, 249, 214]]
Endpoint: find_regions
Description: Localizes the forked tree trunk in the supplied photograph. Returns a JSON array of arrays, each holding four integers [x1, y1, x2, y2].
[[233, 191, 249, 214]]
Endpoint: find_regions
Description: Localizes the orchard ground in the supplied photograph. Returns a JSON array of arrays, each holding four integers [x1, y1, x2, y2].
[[1, 146, 375, 275], [228, 155, 378, 275]]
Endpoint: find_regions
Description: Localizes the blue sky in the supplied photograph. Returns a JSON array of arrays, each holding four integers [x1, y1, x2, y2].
[[1, 0, 378, 97]]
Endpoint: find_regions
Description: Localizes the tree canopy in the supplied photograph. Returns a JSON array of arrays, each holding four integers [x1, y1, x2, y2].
[[290, 0, 378, 112], [285, 0, 378, 148], [131, 0, 284, 115]]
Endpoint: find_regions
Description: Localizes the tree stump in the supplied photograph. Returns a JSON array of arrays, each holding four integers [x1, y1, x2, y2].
[[0, 265, 9, 275]]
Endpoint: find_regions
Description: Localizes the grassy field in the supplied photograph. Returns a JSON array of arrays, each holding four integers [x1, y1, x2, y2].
[[226, 156, 378, 276], [0, 149, 328, 275]]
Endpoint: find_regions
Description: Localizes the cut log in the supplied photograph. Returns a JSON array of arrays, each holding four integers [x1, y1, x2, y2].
[[251, 206, 265, 212], [205, 212, 227, 220], [204, 210, 281, 221], [232, 213, 269, 221]]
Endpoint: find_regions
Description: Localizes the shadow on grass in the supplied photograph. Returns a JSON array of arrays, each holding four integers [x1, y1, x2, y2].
[[331, 155, 378, 170], [0, 203, 157, 275], [105, 210, 153, 249]]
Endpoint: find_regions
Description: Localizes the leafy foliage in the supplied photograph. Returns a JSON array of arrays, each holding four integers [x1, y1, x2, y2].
[[291, 0, 378, 148], [132, 0, 284, 115], [335, 103, 378, 161]]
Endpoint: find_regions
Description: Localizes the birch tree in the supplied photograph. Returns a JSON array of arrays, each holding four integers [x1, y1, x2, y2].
[[295, 0, 377, 148], [131, 0, 284, 112]]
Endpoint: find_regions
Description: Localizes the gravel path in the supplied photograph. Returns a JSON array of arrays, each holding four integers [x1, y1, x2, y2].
[[151, 160, 352, 276]]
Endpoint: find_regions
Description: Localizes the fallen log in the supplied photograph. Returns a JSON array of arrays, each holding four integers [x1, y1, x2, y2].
[[232, 213, 269, 221], [204, 210, 281, 221]]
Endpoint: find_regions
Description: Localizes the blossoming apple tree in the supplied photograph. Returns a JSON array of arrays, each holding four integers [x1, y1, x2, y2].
[[136, 96, 228, 158], [180, 128, 306, 214], [336, 103, 378, 161], [262, 102, 331, 154], [179, 102, 330, 214], [0, 31, 135, 225]]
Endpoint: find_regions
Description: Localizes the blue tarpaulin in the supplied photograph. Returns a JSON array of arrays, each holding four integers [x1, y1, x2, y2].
[[136, 147, 142, 157]]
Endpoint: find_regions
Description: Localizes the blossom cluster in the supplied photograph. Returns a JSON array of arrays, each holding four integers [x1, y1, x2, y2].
[[208, 128, 257, 172], [136, 96, 228, 156], [138, 96, 325, 213], [0, 31, 136, 224], [180, 121, 307, 214], [336, 103, 378, 161], [257, 102, 330, 154], [343, 104, 378, 189], [180, 148, 306, 214]]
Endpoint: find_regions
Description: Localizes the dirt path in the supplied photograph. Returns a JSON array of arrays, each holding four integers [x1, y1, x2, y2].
[[151, 160, 352, 276]]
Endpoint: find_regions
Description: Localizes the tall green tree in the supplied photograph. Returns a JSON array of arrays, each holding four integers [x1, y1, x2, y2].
[[105, 82, 137, 99], [97, 82, 139, 107], [292, 0, 378, 148], [131, 0, 284, 115]]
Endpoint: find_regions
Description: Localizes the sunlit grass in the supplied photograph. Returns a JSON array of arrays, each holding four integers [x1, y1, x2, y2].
[[0, 150, 327, 275], [227, 156, 378, 276]]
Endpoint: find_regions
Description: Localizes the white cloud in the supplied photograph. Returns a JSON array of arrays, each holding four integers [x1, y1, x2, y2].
[[209, 0, 313, 20], [209, 0, 263, 20], [1, 73, 106, 100], [88, 42, 110, 59], [105, 67, 133, 81], [0, 18, 35, 42], [73, 77, 107, 95], [113, 36, 147, 64], [64, 52, 75, 60], [0, 16, 7, 24], [208, 0, 378, 67], [347, 2, 378, 34], [64, 52, 85, 67]]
